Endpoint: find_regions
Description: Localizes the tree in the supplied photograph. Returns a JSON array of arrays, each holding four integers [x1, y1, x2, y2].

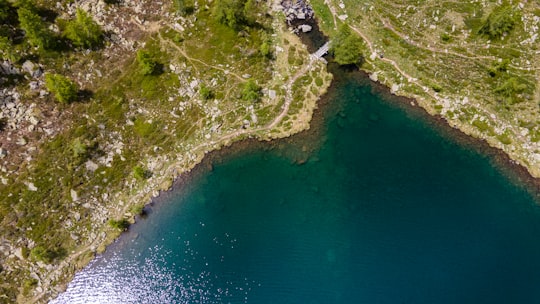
[[494, 77, 527, 102], [108, 218, 130, 230], [331, 24, 363, 66], [478, 2, 520, 40], [0, 0, 10, 21], [241, 79, 261, 102], [173, 0, 194, 16], [213, 0, 245, 29], [17, 7, 55, 49], [136, 50, 158, 75], [64, 8, 103, 48], [0, 36, 19, 62], [44, 74, 79, 103]]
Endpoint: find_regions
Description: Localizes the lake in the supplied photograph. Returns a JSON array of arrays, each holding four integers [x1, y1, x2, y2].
[[52, 67, 540, 304]]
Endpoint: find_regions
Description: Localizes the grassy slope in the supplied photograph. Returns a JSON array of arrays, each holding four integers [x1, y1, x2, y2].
[[0, 1, 331, 302], [311, 0, 540, 176]]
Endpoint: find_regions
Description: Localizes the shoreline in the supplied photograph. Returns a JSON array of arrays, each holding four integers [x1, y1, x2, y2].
[[48, 9, 540, 304], [38, 14, 333, 302]]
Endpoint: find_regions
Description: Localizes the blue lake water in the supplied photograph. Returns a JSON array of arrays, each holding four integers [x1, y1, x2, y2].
[[52, 72, 540, 304]]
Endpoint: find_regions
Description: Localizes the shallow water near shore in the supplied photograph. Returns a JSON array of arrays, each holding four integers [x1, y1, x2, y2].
[[53, 69, 540, 303]]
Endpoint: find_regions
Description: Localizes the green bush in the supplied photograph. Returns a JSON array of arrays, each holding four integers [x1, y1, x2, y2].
[[241, 79, 261, 102], [488, 59, 509, 77], [199, 84, 214, 100], [173, 0, 194, 16], [133, 165, 151, 179], [130, 203, 145, 215], [331, 24, 363, 66], [44, 74, 79, 103], [440, 32, 451, 42], [479, 2, 520, 39], [64, 8, 103, 48], [30, 246, 64, 263], [495, 77, 527, 99], [18, 7, 55, 49], [136, 50, 158, 75], [108, 218, 130, 230], [260, 41, 271, 58]]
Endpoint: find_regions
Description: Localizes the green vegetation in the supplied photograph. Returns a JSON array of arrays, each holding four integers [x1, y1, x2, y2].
[[260, 41, 271, 58], [0, 0, 331, 300], [488, 59, 510, 77], [479, 2, 520, 40], [331, 24, 363, 66], [133, 165, 151, 180], [30, 245, 66, 264], [199, 84, 214, 100], [108, 219, 130, 230], [242, 79, 261, 102], [173, 0, 194, 16], [136, 50, 159, 75], [17, 7, 55, 49], [212, 0, 256, 29], [44, 74, 79, 103], [494, 77, 527, 104], [64, 8, 104, 48]]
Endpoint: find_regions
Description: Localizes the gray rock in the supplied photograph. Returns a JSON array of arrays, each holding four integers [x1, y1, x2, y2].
[[0, 148, 7, 159], [16, 137, 27, 146], [27, 182, 37, 191], [32, 68, 43, 78], [22, 60, 35, 74], [70, 189, 79, 202], [299, 24, 312, 32]]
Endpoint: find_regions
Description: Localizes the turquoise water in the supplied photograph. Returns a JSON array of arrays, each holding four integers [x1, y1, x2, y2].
[[53, 73, 540, 303]]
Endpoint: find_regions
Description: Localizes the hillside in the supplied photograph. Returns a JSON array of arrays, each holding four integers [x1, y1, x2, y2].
[[312, 0, 540, 175], [0, 0, 331, 301]]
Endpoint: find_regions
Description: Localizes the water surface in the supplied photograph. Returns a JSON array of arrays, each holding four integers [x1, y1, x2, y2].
[[53, 73, 540, 304]]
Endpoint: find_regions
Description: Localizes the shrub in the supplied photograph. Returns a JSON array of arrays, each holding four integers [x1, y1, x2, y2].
[[64, 8, 103, 48], [17, 7, 55, 49], [479, 2, 520, 39], [133, 165, 151, 180], [108, 218, 130, 230], [495, 77, 527, 98], [199, 84, 214, 100], [44, 74, 79, 103], [260, 41, 271, 58], [136, 50, 158, 75], [241, 79, 261, 102], [440, 32, 451, 42], [30, 246, 62, 263], [488, 59, 509, 77], [173, 0, 194, 16], [331, 24, 363, 66], [130, 203, 145, 215]]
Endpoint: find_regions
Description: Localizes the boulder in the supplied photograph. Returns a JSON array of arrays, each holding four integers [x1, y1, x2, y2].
[[299, 24, 312, 33]]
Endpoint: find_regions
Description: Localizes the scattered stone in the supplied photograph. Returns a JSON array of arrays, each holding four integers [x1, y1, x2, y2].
[[70, 189, 79, 202], [22, 61, 35, 74], [16, 137, 27, 146], [28, 182, 38, 191], [85, 160, 99, 172], [0, 148, 7, 159], [268, 89, 277, 99]]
